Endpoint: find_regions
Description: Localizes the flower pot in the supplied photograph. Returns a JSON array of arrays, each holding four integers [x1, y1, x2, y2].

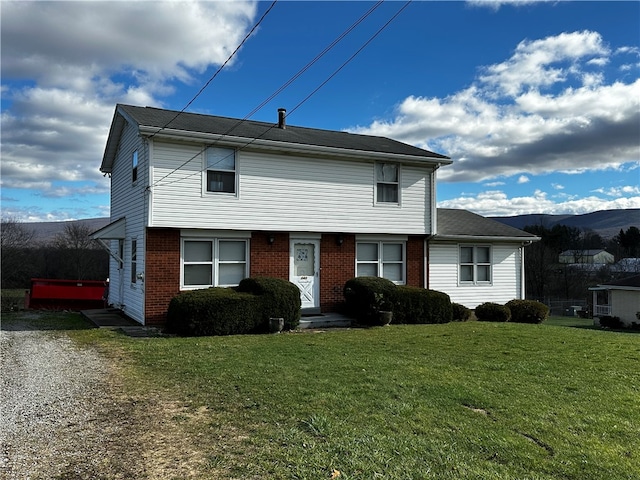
[[269, 317, 284, 333], [378, 311, 393, 326]]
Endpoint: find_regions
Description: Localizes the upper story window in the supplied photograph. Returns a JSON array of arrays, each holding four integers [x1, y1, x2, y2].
[[206, 147, 236, 194], [132, 150, 138, 183], [459, 245, 492, 284], [375, 163, 399, 204], [356, 241, 405, 284]]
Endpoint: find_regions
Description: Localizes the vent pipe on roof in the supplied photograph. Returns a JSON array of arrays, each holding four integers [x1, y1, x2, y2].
[[277, 108, 286, 129]]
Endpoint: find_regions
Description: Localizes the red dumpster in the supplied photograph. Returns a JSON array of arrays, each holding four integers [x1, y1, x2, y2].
[[26, 278, 107, 310]]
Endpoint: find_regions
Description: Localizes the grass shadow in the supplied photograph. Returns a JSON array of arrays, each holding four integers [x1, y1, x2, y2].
[[1, 311, 97, 332]]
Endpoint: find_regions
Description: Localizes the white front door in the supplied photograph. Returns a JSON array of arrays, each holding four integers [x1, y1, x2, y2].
[[290, 239, 320, 310]]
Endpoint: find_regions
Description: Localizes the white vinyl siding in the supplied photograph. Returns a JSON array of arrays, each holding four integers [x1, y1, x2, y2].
[[181, 238, 248, 289], [429, 242, 523, 309], [150, 144, 434, 234], [108, 121, 146, 324]]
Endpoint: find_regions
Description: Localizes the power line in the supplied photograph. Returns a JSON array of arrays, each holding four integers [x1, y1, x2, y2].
[[152, 0, 412, 189], [147, 0, 278, 141], [151, 1, 385, 188]]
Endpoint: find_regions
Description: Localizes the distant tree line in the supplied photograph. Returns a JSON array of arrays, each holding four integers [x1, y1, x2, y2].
[[523, 224, 640, 302], [1, 218, 109, 289]]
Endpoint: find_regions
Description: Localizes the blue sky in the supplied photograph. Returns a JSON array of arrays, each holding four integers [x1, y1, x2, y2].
[[1, 0, 639, 223]]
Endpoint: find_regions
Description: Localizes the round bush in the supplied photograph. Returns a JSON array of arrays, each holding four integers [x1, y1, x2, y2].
[[475, 302, 511, 322], [343, 277, 398, 325], [505, 299, 549, 324], [166, 287, 262, 336], [237, 277, 301, 331], [451, 302, 472, 322], [394, 286, 452, 324]]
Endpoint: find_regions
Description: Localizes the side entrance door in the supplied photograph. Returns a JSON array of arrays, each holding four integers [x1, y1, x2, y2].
[[290, 239, 320, 310]]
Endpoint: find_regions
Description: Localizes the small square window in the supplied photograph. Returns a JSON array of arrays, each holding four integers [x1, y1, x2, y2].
[[459, 245, 492, 285]]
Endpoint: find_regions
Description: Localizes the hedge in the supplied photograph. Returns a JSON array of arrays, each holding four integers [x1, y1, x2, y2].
[[166, 287, 262, 336], [394, 286, 452, 324], [505, 299, 549, 324], [343, 277, 398, 325], [237, 277, 301, 331], [451, 302, 472, 322], [475, 302, 511, 322]]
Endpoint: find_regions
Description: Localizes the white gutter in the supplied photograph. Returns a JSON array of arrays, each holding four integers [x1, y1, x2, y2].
[[432, 235, 541, 243]]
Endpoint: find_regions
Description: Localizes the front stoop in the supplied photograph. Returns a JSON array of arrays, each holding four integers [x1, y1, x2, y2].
[[298, 312, 352, 329]]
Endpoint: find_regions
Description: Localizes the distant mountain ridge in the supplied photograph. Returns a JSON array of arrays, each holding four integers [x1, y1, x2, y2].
[[489, 209, 640, 239], [19, 209, 640, 243]]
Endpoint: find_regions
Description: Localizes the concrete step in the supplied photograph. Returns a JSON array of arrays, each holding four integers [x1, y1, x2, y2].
[[298, 313, 352, 329]]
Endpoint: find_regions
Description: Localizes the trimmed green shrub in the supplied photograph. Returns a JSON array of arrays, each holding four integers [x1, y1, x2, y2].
[[166, 287, 262, 336], [394, 286, 452, 324], [506, 299, 549, 324], [343, 277, 398, 325], [237, 277, 301, 331], [475, 302, 511, 322], [599, 315, 623, 329], [452, 302, 472, 322]]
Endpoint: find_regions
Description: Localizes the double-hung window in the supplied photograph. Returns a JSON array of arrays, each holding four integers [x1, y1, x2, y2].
[[356, 241, 405, 284], [459, 245, 491, 284], [206, 147, 236, 194], [182, 238, 248, 288], [375, 163, 399, 204]]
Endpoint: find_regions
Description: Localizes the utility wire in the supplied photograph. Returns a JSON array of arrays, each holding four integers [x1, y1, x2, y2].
[[152, 0, 411, 189], [147, 0, 278, 140], [151, 1, 385, 188]]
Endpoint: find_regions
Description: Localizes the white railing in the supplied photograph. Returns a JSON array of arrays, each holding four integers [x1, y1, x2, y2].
[[593, 304, 612, 316]]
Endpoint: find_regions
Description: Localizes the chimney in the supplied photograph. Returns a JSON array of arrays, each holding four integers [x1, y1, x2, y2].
[[277, 108, 286, 129]]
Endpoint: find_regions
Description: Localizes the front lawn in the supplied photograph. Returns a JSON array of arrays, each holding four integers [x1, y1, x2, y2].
[[7, 312, 640, 479]]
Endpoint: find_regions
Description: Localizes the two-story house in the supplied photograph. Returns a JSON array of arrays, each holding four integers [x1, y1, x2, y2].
[[92, 104, 538, 325]]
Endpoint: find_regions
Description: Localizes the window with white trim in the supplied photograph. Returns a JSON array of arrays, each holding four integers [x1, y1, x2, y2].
[[375, 163, 399, 204], [182, 238, 248, 288], [459, 245, 491, 284], [206, 147, 236, 194], [356, 241, 405, 284]]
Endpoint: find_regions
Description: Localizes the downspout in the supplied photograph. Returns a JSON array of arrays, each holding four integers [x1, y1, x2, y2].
[[521, 240, 532, 299]]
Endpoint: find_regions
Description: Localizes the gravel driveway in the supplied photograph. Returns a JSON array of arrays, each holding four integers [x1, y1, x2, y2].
[[1, 314, 150, 479]]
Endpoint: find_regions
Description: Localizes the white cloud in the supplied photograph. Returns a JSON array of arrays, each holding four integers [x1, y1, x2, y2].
[[552, 183, 564, 190], [350, 30, 640, 186], [0, 1, 257, 206], [592, 186, 640, 197], [438, 189, 640, 217], [517, 175, 530, 184]]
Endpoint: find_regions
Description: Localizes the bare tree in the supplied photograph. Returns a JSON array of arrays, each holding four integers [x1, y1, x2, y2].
[[52, 222, 105, 280], [1, 217, 36, 288]]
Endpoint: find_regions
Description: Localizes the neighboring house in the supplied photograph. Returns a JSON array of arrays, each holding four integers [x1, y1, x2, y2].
[[559, 249, 614, 265], [611, 257, 640, 275], [590, 275, 640, 326], [92, 104, 537, 325]]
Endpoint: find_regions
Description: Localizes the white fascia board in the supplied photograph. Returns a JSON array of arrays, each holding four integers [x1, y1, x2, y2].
[[431, 235, 540, 243], [138, 126, 452, 167]]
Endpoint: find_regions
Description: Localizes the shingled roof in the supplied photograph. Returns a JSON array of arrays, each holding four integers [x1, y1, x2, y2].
[[436, 209, 539, 241], [110, 104, 450, 160], [600, 275, 640, 289]]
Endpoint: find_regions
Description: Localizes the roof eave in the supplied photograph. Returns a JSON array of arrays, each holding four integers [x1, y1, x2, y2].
[[138, 126, 452, 166], [431, 234, 540, 243]]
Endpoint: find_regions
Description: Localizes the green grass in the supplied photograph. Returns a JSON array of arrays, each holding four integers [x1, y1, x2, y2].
[[4, 312, 639, 479]]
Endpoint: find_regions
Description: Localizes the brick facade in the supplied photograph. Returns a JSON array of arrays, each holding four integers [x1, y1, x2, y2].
[[143, 229, 427, 325], [320, 233, 356, 312], [145, 228, 181, 325]]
